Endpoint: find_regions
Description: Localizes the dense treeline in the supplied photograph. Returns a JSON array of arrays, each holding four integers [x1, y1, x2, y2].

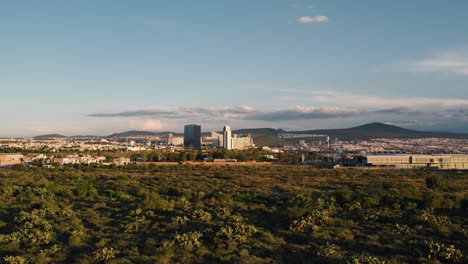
[[6, 148, 307, 163], [0, 165, 466, 263], [125, 149, 304, 163]]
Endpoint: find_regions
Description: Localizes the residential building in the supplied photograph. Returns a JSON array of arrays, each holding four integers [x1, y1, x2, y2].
[[210, 131, 224, 147], [231, 134, 255, 150], [167, 133, 184, 146], [113, 157, 131, 166], [171, 137, 184, 146]]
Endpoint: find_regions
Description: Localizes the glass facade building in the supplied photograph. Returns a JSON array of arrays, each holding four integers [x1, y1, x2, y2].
[[184, 124, 201, 150]]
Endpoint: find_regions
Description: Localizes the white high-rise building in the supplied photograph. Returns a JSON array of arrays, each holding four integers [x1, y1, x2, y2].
[[223, 126, 232, 150], [211, 131, 224, 147]]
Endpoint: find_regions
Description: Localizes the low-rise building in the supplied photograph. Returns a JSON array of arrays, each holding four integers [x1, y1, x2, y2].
[[367, 154, 468, 170], [55, 154, 107, 166], [0, 153, 23, 167], [113, 157, 131, 166]]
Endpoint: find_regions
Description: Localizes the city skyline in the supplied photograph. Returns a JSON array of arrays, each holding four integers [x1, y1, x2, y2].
[[2, 1, 468, 137]]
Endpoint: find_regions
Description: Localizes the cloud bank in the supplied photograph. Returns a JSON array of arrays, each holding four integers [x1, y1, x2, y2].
[[86, 91, 468, 133]]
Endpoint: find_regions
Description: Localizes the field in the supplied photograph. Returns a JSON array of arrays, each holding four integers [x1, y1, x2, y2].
[[0, 165, 466, 263]]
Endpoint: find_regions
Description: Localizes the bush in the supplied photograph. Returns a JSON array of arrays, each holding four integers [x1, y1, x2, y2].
[[416, 208, 451, 228], [348, 254, 386, 264], [172, 231, 203, 249], [289, 210, 331, 232], [191, 209, 212, 222], [315, 242, 343, 258], [93, 247, 117, 261], [423, 240, 463, 263], [426, 176, 446, 190], [3, 256, 28, 264]]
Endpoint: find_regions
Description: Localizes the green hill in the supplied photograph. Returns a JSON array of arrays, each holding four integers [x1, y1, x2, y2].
[[236, 128, 284, 147], [33, 134, 67, 140], [107, 130, 157, 138]]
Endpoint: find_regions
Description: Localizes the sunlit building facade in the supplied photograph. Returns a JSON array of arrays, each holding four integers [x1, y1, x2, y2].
[[367, 154, 468, 170]]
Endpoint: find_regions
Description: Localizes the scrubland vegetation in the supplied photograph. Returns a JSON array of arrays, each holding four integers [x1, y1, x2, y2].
[[0, 165, 466, 263]]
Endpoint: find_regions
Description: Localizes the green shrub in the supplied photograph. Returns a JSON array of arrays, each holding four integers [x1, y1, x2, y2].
[[425, 176, 446, 190], [423, 240, 463, 263], [172, 231, 203, 249], [3, 256, 28, 264], [315, 242, 343, 258], [93, 247, 117, 261]]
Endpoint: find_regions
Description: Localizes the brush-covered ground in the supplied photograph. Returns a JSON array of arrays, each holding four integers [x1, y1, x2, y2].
[[0, 165, 466, 263]]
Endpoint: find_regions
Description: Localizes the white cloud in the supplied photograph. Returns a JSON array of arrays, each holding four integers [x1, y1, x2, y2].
[[181, 106, 255, 115], [381, 47, 468, 76], [297, 15, 329, 24], [85, 91, 468, 133], [128, 119, 163, 131], [275, 90, 468, 109], [142, 120, 163, 130]]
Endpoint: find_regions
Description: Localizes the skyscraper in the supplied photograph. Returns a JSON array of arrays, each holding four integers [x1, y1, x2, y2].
[[223, 126, 232, 150], [184, 124, 201, 150]]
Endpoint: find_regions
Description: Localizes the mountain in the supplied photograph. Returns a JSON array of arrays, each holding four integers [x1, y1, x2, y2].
[[70, 135, 99, 138], [288, 122, 468, 141], [155, 132, 183, 137], [107, 130, 157, 138], [98, 123, 467, 146], [33, 134, 67, 140]]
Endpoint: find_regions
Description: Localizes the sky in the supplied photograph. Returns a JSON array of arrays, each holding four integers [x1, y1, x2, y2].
[[1, 0, 468, 137]]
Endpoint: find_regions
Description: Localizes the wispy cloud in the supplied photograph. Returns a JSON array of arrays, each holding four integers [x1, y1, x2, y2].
[[297, 15, 329, 24], [181, 106, 255, 118], [371, 107, 426, 116], [88, 110, 176, 118], [86, 92, 468, 132], [244, 107, 359, 121], [88, 106, 256, 120], [89, 106, 360, 122], [379, 47, 468, 76], [272, 90, 468, 109]]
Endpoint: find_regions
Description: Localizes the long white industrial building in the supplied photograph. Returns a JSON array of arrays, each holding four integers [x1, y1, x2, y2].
[[367, 154, 468, 170]]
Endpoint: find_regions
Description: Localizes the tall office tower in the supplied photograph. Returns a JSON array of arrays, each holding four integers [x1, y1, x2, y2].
[[184, 124, 201, 150], [223, 126, 232, 150]]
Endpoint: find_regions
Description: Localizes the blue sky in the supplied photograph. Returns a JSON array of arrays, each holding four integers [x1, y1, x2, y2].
[[1, 0, 468, 136]]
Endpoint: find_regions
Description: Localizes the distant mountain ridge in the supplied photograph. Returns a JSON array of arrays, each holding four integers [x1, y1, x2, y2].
[[289, 122, 468, 141], [33, 123, 468, 144], [107, 130, 158, 138], [33, 134, 67, 140]]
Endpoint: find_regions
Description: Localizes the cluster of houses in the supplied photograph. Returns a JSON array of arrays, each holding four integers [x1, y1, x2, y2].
[[0, 153, 131, 168]]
